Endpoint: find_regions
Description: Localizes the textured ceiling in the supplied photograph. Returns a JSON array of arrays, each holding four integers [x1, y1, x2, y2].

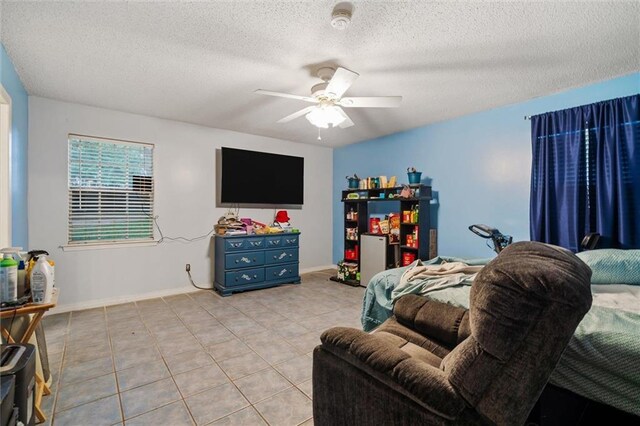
[[1, 1, 639, 147]]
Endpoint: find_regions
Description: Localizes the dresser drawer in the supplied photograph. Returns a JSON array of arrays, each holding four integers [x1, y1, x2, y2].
[[225, 268, 265, 287], [282, 235, 299, 247], [224, 237, 264, 251], [265, 236, 283, 248], [225, 252, 265, 270], [244, 237, 265, 250], [265, 264, 299, 281], [265, 248, 298, 265]]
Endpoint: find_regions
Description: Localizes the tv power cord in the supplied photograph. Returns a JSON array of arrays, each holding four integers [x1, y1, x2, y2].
[[152, 215, 215, 244], [185, 264, 212, 290]]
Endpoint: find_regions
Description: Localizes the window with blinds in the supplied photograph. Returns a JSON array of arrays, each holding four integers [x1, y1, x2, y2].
[[68, 135, 154, 245]]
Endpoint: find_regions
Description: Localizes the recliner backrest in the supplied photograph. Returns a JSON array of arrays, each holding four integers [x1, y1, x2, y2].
[[441, 242, 592, 425]]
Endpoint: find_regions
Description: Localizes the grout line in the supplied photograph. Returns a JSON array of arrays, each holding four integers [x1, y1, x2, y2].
[[44, 276, 360, 425], [184, 307, 311, 425], [180, 292, 275, 425], [109, 297, 186, 423], [47, 311, 72, 424], [104, 305, 126, 425], [163, 296, 212, 426], [169, 293, 267, 423], [130, 297, 191, 423], [51, 309, 119, 420], [122, 399, 188, 424]]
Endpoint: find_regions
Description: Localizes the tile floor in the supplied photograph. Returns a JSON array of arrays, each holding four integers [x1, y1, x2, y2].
[[41, 270, 364, 426]]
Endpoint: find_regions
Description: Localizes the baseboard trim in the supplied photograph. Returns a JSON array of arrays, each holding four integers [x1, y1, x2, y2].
[[48, 285, 203, 315], [48, 264, 338, 315]]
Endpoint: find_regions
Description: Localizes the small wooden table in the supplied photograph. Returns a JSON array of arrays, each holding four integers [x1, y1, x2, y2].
[[1, 288, 58, 424]]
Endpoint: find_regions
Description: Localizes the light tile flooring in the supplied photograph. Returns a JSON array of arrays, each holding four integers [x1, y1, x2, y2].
[[41, 270, 364, 426]]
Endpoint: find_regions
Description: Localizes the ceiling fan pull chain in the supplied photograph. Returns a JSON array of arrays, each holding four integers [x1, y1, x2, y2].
[[317, 128, 322, 141]]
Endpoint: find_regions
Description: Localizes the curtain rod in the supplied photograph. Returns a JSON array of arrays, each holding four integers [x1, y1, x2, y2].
[[524, 116, 531, 120]]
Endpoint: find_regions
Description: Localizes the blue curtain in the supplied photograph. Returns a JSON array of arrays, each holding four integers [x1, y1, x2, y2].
[[587, 95, 640, 249], [530, 94, 640, 251], [530, 107, 589, 252]]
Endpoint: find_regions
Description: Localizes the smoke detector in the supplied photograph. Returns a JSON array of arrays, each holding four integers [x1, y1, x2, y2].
[[331, 3, 353, 30]]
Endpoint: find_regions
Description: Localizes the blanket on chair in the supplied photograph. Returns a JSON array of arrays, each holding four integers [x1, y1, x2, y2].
[[392, 260, 484, 302]]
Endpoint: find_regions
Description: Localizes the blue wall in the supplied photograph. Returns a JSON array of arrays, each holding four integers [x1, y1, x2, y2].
[[333, 73, 640, 262], [1, 44, 29, 248]]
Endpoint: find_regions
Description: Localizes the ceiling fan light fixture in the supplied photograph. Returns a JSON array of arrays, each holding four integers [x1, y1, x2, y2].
[[305, 105, 346, 128], [256, 64, 400, 135]]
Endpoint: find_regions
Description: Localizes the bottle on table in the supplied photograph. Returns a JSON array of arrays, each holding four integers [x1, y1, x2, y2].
[[0, 254, 18, 303], [31, 256, 55, 304]]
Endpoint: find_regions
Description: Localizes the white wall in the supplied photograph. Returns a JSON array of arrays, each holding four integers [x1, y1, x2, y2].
[[28, 97, 333, 310]]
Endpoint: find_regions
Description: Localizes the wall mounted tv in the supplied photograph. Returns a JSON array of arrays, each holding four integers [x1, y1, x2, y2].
[[219, 147, 304, 207]]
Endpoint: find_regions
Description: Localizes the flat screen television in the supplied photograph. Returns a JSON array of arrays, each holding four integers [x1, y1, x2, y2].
[[219, 147, 304, 206]]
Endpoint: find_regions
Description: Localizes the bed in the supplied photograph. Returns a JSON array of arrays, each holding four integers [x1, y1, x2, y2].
[[361, 256, 640, 416]]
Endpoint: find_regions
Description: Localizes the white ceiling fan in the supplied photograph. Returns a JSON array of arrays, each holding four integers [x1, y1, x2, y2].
[[255, 67, 402, 130]]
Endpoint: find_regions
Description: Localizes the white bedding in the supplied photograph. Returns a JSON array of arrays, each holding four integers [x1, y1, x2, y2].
[[591, 284, 640, 314]]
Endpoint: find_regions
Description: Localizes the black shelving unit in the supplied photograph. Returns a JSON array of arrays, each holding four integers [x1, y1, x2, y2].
[[334, 185, 432, 286]]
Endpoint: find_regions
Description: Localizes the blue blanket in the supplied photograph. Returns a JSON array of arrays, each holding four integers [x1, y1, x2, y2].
[[360, 259, 640, 415], [361, 256, 491, 332]]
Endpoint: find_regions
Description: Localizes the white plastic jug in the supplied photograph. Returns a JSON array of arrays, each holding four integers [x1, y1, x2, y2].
[[31, 256, 54, 304]]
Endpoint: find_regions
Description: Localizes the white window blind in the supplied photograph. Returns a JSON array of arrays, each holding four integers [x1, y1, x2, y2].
[[68, 135, 154, 245]]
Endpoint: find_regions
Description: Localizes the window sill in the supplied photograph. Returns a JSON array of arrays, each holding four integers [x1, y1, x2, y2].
[[61, 240, 159, 251]]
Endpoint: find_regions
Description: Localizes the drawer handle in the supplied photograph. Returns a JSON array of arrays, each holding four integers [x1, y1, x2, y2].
[[240, 257, 251, 263], [278, 253, 287, 260], [278, 268, 288, 276], [250, 241, 262, 246], [286, 239, 296, 244], [241, 274, 251, 281], [230, 242, 242, 248], [270, 240, 280, 245]]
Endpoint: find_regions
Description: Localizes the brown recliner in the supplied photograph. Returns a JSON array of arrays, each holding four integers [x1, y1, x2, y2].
[[313, 242, 592, 425]]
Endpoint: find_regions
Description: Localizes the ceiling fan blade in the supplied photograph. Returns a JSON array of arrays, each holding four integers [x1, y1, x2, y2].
[[255, 89, 318, 103], [337, 108, 355, 128], [277, 106, 316, 123], [325, 67, 359, 99], [339, 96, 402, 108]]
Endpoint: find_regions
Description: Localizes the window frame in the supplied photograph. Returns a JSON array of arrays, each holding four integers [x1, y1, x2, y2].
[[65, 134, 157, 250], [0, 84, 11, 248]]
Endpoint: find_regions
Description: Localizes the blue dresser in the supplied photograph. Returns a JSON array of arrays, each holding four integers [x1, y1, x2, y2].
[[214, 232, 301, 296]]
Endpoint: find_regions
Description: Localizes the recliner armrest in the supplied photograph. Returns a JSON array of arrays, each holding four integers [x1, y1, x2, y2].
[[394, 295, 470, 348], [320, 326, 466, 420]]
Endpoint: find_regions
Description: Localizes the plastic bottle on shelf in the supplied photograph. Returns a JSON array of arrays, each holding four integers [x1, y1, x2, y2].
[[0, 254, 18, 303], [30, 256, 55, 304]]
